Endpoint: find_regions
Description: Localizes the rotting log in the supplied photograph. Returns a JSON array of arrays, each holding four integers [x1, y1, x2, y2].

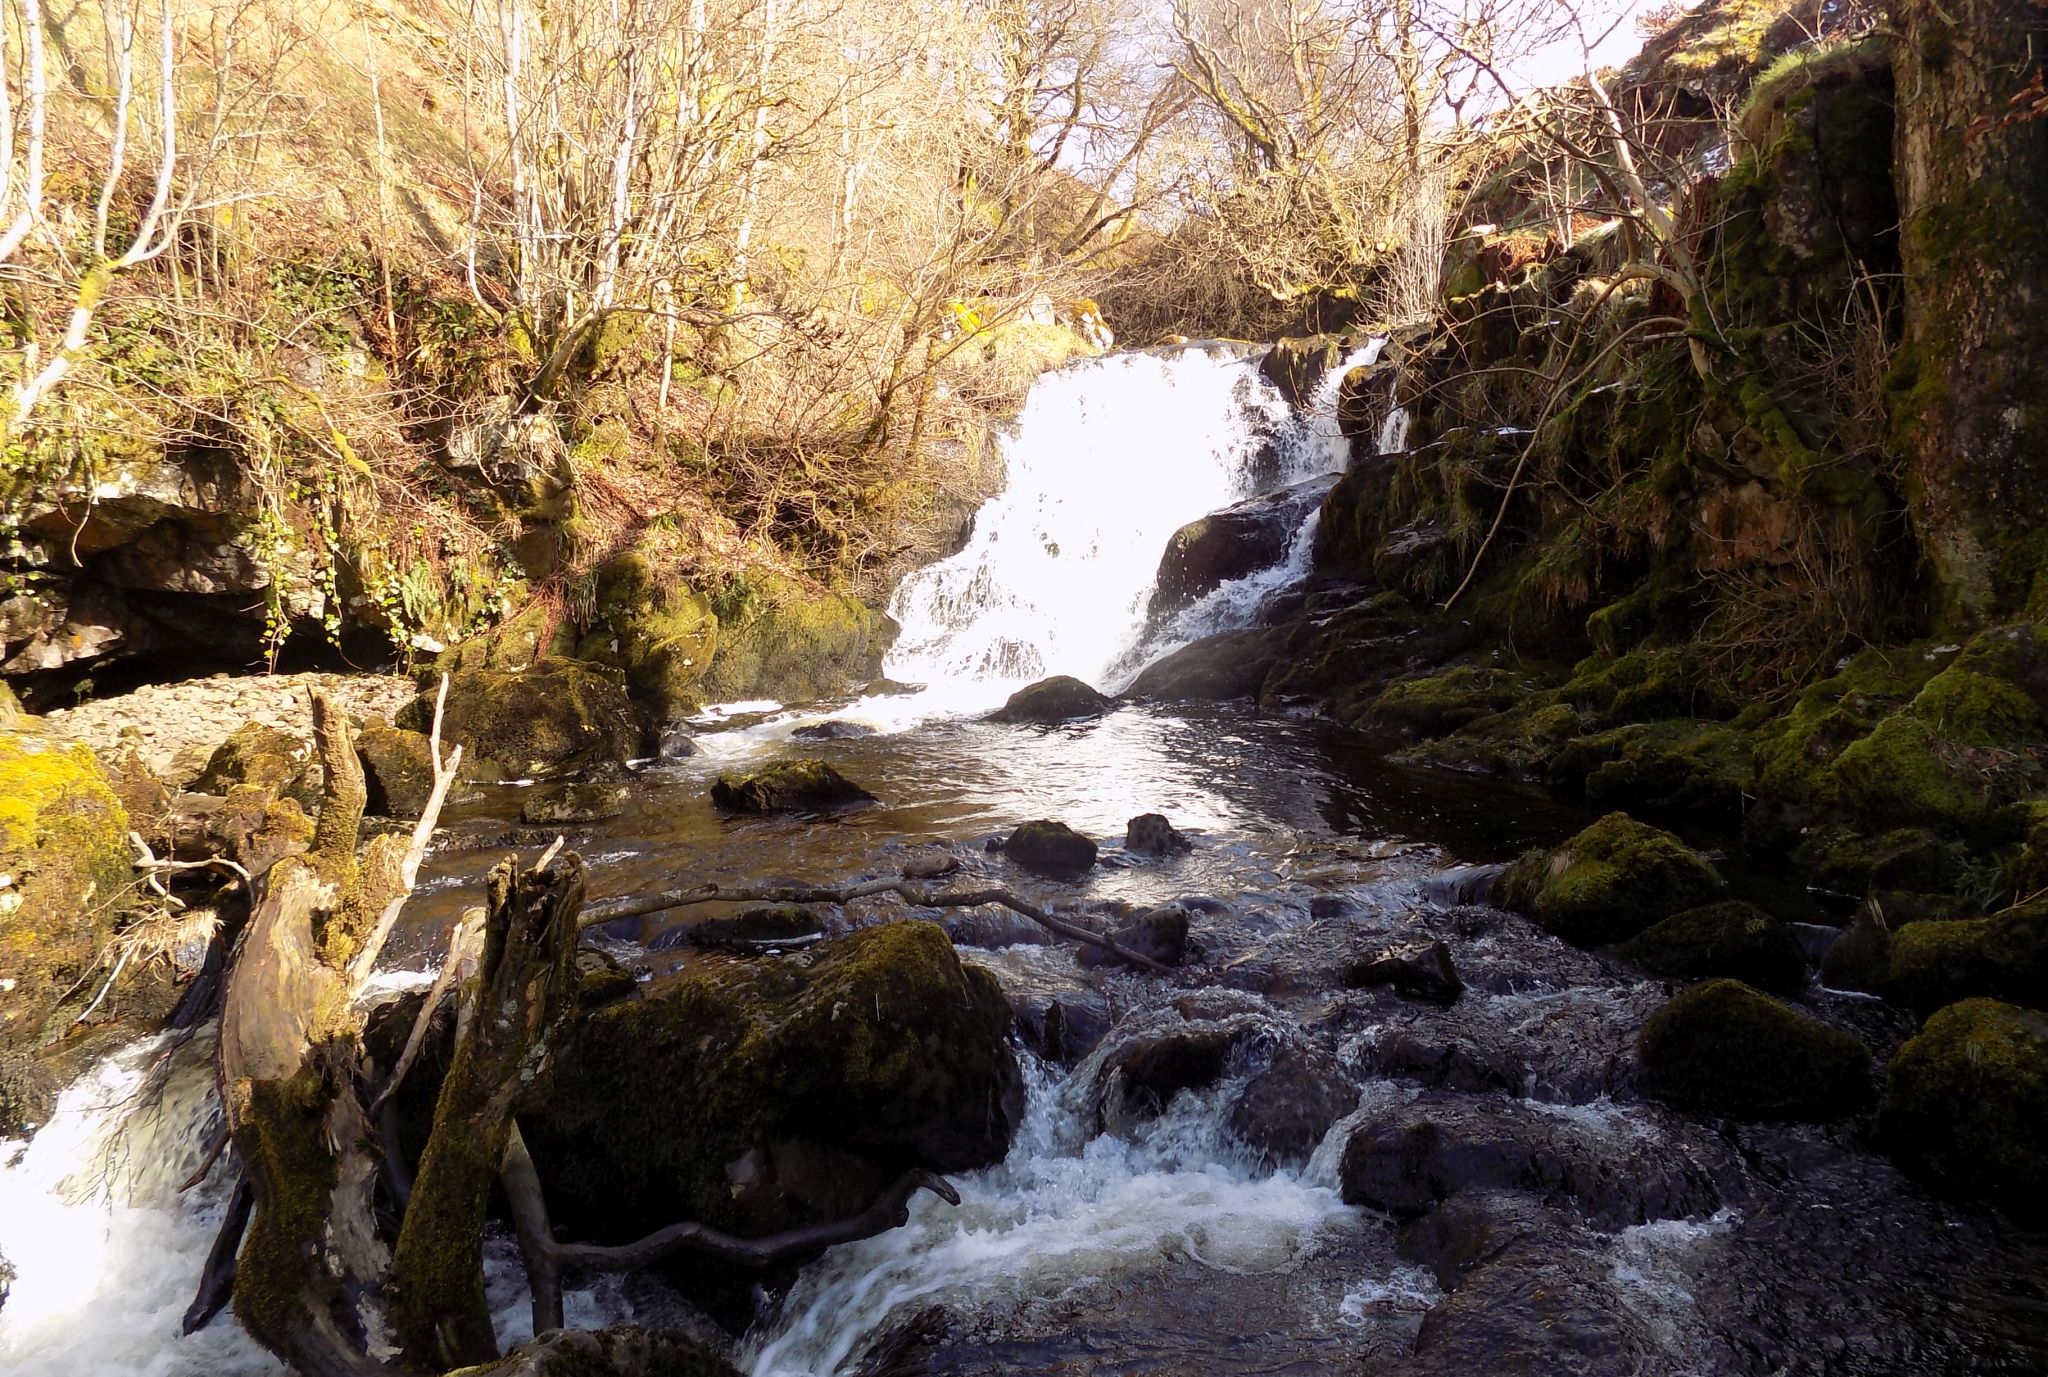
[[391, 855, 585, 1370]]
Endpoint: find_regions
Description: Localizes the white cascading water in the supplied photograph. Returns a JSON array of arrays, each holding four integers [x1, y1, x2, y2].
[[880, 341, 1380, 714]]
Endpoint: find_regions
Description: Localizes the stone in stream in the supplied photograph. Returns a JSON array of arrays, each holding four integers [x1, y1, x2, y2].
[[1635, 979, 1872, 1121], [1882, 895, 2048, 1014], [676, 906, 825, 954], [1422, 863, 1508, 907], [1344, 939, 1464, 1004], [1145, 475, 1336, 618], [1499, 812, 1724, 948], [1339, 1090, 1720, 1230], [1124, 812, 1192, 855], [1011, 988, 1115, 1065], [987, 675, 1114, 724], [1880, 998, 2048, 1219], [709, 758, 876, 813], [1078, 902, 1191, 969], [1084, 1018, 1258, 1137], [902, 850, 961, 880], [355, 718, 435, 819], [1609, 900, 1808, 994], [657, 725, 698, 758], [1000, 819, 1098, 877], [521, 779, 629, 825], [1125, 627, 1283, 703], [403, 658, 642, 781], [790, 719, 877, 741], [1225, 1045, 1354, 1168]]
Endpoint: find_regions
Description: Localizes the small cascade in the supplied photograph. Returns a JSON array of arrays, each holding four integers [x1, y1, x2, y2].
[[879, 341, 1380, 715]]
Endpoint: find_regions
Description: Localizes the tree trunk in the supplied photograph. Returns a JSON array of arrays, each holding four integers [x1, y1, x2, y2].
[[392, 855, 585, 1369], [1890, 0, 2048, 622]]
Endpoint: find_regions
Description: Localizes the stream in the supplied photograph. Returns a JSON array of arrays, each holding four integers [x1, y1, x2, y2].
[[4, 346, 2046, 1376]]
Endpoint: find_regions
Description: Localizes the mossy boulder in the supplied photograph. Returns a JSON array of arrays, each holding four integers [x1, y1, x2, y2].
[[988, 675, 1113, 724], [1365, 666, 1531, 737], [1611, 900, 1807, 993], [1818, 908, 1892, 994], [405, 657, 640, 780], [1884, 898, 2048, 1015], [525, 921, 1023, 1242], [1636, 979, 1872, 1120], [1001, 820, 1098, 878], [574, 548, 719, 723], [709, 759, 876, 814], [355, 719, 435, 819], [0, 730, 132, 1049], [189, 722, 316, 807], [1500, 812, 1725, 947], [521, 780, 628, 825], [1551, 721, 1756, 814], [1812, 826, 1968, 896], [1879, 999, 2048, 1218], [435, 599, 567, 676], [695, 569, 893, 706]]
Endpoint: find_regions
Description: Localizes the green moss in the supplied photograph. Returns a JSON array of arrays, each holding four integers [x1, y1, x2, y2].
[[1501, 811, 1725, 946], [1562, 649, 1727, 724], [355, 720, 435, 819], [708, 758, 876, 814], [1612, 900, 1807, 992], [1885, 898, 2048, 1015], [1879, 999, 2048, 1218], [695, 568, 893, 706], [1830, 716, 1999, 836], [1636, 978, 1872, 1120], [190, 722, 315, 806], [1812, 826, 1967, 896], [0, 730, 132, 1048], [573, 547, 719, 722], [230, 1067, 343, 1353], [406, 658, 640, 780], [525, 921, 1020, 1244], [1553, 720, 1755, 814]]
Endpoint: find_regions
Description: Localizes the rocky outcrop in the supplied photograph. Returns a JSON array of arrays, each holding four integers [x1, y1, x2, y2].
[[525, 922, 1023, 1242], [0, 728, 131, 1049], [573, 547, 719, 725], [1146, 477, 1333, 618], [403, 658, 641, 780], [1880, 998, 2048, 1218], [1125, 628, 1284, 702], [693, 569, 895, 707]]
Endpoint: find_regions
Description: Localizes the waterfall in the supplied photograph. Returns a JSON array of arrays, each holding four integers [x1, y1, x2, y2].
[[879, 341, 1379, 713]]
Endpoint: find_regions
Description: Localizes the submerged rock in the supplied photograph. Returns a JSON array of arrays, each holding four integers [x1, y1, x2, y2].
[[1610, 900, 1807, 993], [475, 1325, 742, 1376], [1500, 812, 1724, 947], [1636, 979, 1871, 1121], [528, 921, 1023, 1243], [1001, 819, 1098, 878], [1081, 1017, 1259, 1136], [1344, 939, 1464, 1004], [1880, 998, 2048, 1218], [988, 675, 1113, 724], [679, 906, 824, 953], [1124, 813, 1193, 854], [710, 759, 876, 814], [407, 658, 641, 780]]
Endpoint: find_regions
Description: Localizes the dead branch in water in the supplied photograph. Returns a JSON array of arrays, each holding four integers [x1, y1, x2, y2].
[[579, 877, 1172, 972]]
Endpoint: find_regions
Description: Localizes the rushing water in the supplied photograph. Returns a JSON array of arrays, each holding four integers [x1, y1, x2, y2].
[[6, 343, 2047, 1376]]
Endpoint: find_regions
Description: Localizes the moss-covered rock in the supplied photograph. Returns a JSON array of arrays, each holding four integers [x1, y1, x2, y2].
[[1500, 812, 1725, 947], [1611, 900, 1807, 992], [525, 921, 1023, 1242], [435, 599, 566, 676], [1812, 826, 1968, 897], [1001, 819, 1098, 878], [1365, 666, 1532, 737], [0, 1049, 57, 1137], [709, 759, 876, 814], [0, 730, 132, 1049], [355, 719, 435, 819], [1884, 898, 2048, 1015], [189, 722, 316, 807], [574, 548, 719, 723], [206, 786, 317, 878], [695, 569, 893, 706], [1817, 907, 1892, 994], [988, 675, 1113, 724], [521, 780, 628, 825], [1552, 720, 1756, 813], [1636, 979, 1872, 1120], [1879, 999, 2048, 1218], [406, 658, 640, 780]]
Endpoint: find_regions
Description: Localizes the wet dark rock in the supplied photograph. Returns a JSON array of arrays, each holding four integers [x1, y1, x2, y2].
[[790, 720, 877, 741], [1360, 1030, 1528, 1096], [1000, 819, 1098, 878], [657, 726, 698, 758], [1011, 989, 1114, 1065], [1422, 864, 1507, 907], [1880, 998, 2048, 1218], [987, 675, 1113, 724], [944, 905, 1056, 949], [574, 948, 640, 1008], [1818, 908, 1892, 993], [862, 677, 922, 697], [1610, 900, 1808, 994], [528, 921, 1023, 1243], [1339, 1091, 1720, 1229], [1225, 1045, 1354, 1167], [477, 1324, 743, 1376], [675, 906, 824, 953], [710, 758, 876, 814], [356, 719, 435, 818], [1125, 628, 1283, 702], [1884, 896, 2048, 1015], [1080, 902, 1191, 969], [1500, 812, 1725, 947], [521, 779, 628, 825], [0, 1051, 57, 1138], [1391, 1194, 1653, 1377], [1636, 979, 1872, 1121], [1344, 939, 1464, 1004], [1080, 1014, 1263, 1136], [1124, 812, 1193, 855], [1146, 476, 1334, 617]]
